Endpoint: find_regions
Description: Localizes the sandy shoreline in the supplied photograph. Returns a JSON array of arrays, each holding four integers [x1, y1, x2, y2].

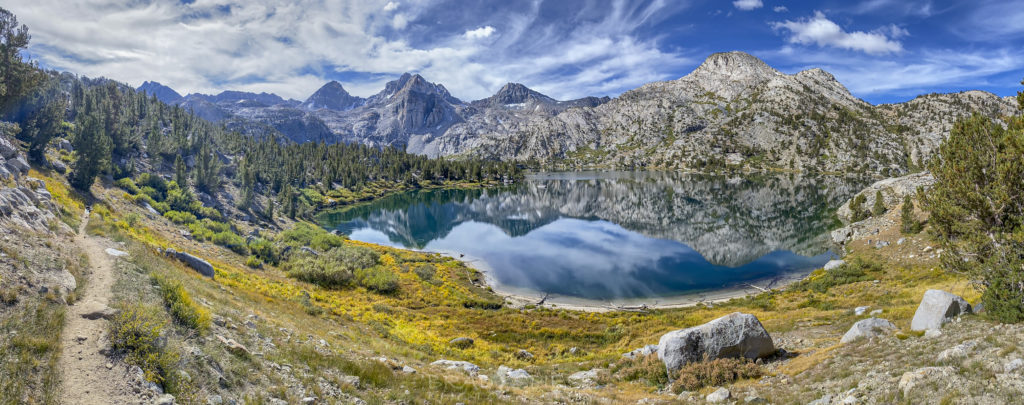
[[432, 249, 815, 313]]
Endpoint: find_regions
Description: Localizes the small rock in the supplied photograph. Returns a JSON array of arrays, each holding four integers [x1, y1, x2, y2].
[[300, 397, 316, 404], [496, 365, 532, 385], [430, 360, 480, 376], [105, 362, 113, 369], [869, 309, 883, 316], [401, 365, 417, 374], [215, 335, 249, 355], [75, 335, 87, 343], [841, 318, 896, 344], [154, 394, 175, 405], [105, 248, 129, 257], [854, 306, 870, 316], [706, 387, 730, 403], [622, 344, 658, 359], [937, 340, 977, 362], [1005, 358, 1023, 373], [924, 329, 942, 339], [744, 395, 767, 403], [897, 238, 906, 245], [808, 394, 833, 405], [898, 366, 958, 398], [568, 369, 603, 388], [515, 349, 534, 361], [449, 337, 474, 349]]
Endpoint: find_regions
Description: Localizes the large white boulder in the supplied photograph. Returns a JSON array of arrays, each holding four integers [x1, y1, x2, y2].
[[840, 318, 896, 343], [910, 290, 971, 331], [657, 312, 774, 374]]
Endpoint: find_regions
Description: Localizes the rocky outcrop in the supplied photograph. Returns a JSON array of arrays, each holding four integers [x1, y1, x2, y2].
[[300, 81, 363, 111], [0, 134, 69, 235], [495, 365, 532, 385], [837, 172, 935, 224], [567, 369, 604, 388], [657, 312, 774, 373], [165, 248, 216, 278], [622, 344, 659, 359], [910, 290, 971, 331], [840, 318, 896, 343]]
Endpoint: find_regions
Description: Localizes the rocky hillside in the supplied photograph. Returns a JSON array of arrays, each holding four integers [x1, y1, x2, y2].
[[140, 52, 1016, 174]]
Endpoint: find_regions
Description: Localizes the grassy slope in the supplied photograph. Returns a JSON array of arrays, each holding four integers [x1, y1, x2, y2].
[[70, 176, 992, 404]]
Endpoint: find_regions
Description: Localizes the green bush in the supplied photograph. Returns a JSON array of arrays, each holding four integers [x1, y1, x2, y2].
[[247, 238, 279, 265], [900, 194, 923, 234], [277, 223, 346, 252], [849, 193, 869, 222], [115, 177, 140, 194], [163, 210, 197, 224], [245, 255, 262, 268], [794, 257, 879, 293], [355, 266, 399, 293], [152, 273, 211, 333], [211, 231, 247, 255], [284, 245, 380, 289], [413, 264, 436, 281], [108, 304, 179, 390]]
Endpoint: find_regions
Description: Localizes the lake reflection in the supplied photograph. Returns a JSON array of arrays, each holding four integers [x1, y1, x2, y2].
[[317, 172, 864, 300]]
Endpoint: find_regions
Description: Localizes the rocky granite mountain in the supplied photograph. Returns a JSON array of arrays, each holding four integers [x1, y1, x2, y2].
[[138, 52, 1016, 173], [300, 81, 364, 111], [138, 81, 182, 104]]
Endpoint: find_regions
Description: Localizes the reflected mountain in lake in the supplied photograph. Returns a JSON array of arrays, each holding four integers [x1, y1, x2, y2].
[[317, 171, 865, 300]]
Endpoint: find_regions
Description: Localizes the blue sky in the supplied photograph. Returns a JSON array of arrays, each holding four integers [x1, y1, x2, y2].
[[7, 0, 1023, 104]]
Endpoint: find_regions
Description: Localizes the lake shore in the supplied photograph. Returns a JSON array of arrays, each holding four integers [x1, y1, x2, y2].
[[434, 248, 816, 313]]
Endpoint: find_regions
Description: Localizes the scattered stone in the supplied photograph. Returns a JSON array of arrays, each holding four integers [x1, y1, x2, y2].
[[477, 375, 489, 382], [841, 318, 896, 344], [515, 349, 534, 361], [854, 306, 869, 315], [897, 237, 906, 245], [874, 240, 890, 249], [567, 369, 603, 388], [706, 387, 730, 403], [401, 365, 417, 374], [937, 340, 977, 363], [496, 365, 532, 385], [300, 397, 316, 404], [105, 248, 129, 257], [449, 337, 474, 349], [154, 394, 176, 405], [898, 366, 958, 398], [869, 309, 883, 316], [300, 246, 320, 256], [622, 344, 658, 359], [215, 335, 249, 355], [808, 394, 833, 405], [430, 360, 480, 376], [924, 329, 942, 339], [657, 312, 774, 373], [910, 290, 972, 331], [973, 302, 985, 314], [106, 362, 113, 369], [823, 259, 845, 271], [74, 335, 87, 343], [1004, 358, 1023, 373], [744, 395, 767, 403]]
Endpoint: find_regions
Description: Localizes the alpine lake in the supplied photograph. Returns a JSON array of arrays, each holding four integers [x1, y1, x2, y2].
[[316, 171, 866, 307]]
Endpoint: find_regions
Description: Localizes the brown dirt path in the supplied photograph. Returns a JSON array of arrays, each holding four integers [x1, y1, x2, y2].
[[58, 210, 144, 404]]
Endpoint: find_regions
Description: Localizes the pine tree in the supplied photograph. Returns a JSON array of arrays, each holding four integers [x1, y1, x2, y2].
[[174, 155, 187, 187], [849, 193, 868, 222], [23, 97, 67, 163], [70, 104, 111, 190], [900, 194, 921, 234], [872, 190, 886, 216], [0, 7, 43, 113], [925, 111, 1024, 322]]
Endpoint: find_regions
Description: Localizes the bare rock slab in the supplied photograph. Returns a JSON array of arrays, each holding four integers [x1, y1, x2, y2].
[[657, 312, 774, 373], [841, 318, 896, 343]]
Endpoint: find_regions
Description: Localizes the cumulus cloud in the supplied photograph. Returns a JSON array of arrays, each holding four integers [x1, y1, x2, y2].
[[5, 0, 693, 101], [463, 26, 495, 39], [733, 0, 763, 11], [773, 6, 788, 12], [772, 11, 903, 54]]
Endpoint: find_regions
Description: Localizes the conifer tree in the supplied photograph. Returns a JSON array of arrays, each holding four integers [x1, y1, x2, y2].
[[174, 155, 187, 187], [70, 101, 111, 190], [900, 194, 921, 234], [872, 190, 886, 216]]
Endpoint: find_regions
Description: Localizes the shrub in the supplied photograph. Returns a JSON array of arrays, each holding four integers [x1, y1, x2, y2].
[[247, 238, 279, 265], [413, 264, 436, 281], [355, 266, 399, 293], [197, 206, 223, 221], [611, 354, 668, 387], [284, 245, 380, 289], [245, 255, 262, 269], [670, 355, 762, 393], [108, 304, 179, 389], [794, 257, 879, 293], [849, 193, 869, 222], [163, 210, 196, 224], [211, 231, 248, 255], [277, 223, 346, 252], [152, 273, 211, 333], [115, 177, 140, 194]]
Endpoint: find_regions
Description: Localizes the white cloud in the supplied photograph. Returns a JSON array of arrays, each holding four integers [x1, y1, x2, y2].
[[772, 11, 903, 55], [773, 6, 788, 12], [463, 26, 495, 40], [5, 0, 692, 101], [733, 0, 763, 11]]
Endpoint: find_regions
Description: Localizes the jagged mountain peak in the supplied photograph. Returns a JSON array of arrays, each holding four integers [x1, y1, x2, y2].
[[691, 51, 780, 79], [137, 81, 182, 104], [373, 72, 462, 105], [491, 83, 554, 105], [301, 80, 363, 111]]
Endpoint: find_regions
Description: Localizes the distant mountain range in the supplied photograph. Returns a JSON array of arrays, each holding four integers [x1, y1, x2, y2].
[[139, 51, 1017, 173]]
